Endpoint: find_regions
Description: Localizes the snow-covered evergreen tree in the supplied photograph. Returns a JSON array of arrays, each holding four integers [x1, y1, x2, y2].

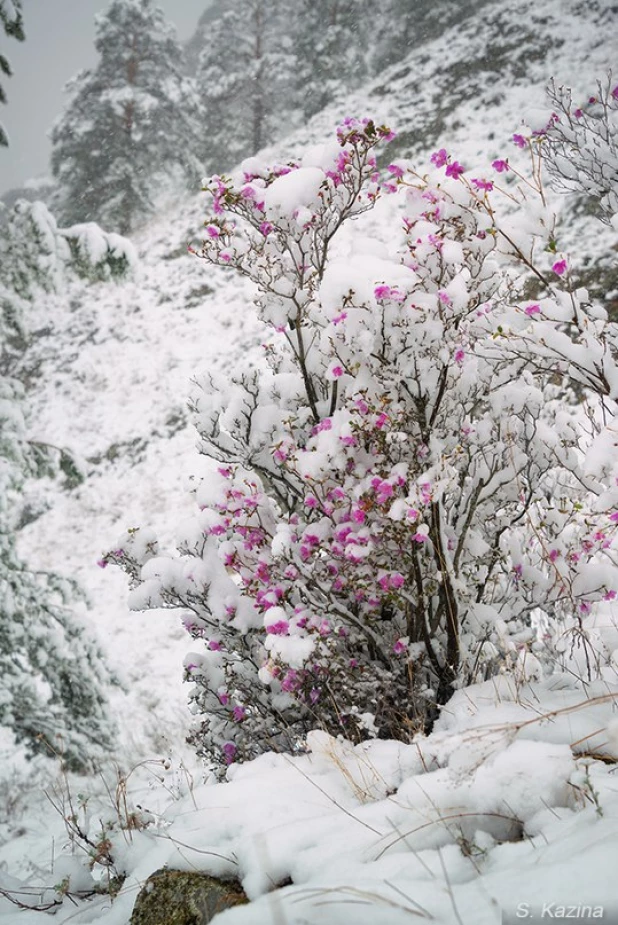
[[196, 0, 293, 173], [292, 0, 370, 120], [0, 0, 24, 146], [50, 0, 200, 234]]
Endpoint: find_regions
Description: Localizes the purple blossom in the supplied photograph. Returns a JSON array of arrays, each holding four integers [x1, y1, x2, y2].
[[379, 127, 397, 142], [492, 159, 509, 173], [445, 160, 464, 179], [552, 259, 568, 276], [222, 742, 237, 764], [512, 134, 527, 148], [393, 638, 407, 656], [524, 303, 541, 316], [430, 148, 448, 168], [387, 163, 405, 179], [96, 558, 108, 569], [281, 669, 299, 692], [375, 412, 389, 429], [471, 178, 494, 192], [265, 619, 289, 635]]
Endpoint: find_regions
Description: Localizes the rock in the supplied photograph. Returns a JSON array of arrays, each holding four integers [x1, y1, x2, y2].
[[130, 868, 248, 925]]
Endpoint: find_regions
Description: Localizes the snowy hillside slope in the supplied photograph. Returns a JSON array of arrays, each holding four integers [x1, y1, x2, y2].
[[1, 0, 617, 920]]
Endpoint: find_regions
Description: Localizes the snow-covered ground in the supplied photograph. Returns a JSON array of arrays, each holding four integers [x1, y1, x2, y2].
[[1, 0, 617, 921]]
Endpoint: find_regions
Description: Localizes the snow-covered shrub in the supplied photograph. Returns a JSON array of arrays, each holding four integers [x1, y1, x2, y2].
[[109, 112, 618, 774], [62, 222, 137, 283], [540, 74, 618, 225], [0, 200, 136, 299]]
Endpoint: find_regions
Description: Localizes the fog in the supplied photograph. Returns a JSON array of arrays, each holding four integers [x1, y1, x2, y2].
[[0, 0, 204, 195]]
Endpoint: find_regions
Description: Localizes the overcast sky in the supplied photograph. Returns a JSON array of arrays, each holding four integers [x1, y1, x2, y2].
[[0, 0, 205, 195]]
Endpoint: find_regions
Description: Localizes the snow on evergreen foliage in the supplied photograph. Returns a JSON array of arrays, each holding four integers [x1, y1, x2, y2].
[[196, 0, 294, 175], [0, 0, 24, 147], [0, 199, 137, 771], [50, 0, 200, 234], [291, 0, 370, 121], [108, 97, 618, 775], [0, 353, 115, 773], [0, 199, 137, 299]]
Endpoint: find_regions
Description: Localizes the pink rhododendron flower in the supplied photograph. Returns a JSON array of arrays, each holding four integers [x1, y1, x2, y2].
[[525, 304, 541, 316], [332, 365, 344, 378], [492, 159, 509, 173], [375, 412, 389, 429], [512, 134, 527, 148], [471, 178, 493, 191], [265, 620, 289, 635], [430, 148, 448, 168], [222, 742, 237, 764], [445, 160, 464, 179], [552, 259, 568, 276], [393, 638, 407, 655], [609, 511, 618, 523], [387, 163, 405, 179]]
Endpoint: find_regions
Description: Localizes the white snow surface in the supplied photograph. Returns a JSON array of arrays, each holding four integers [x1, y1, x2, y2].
[[2, 0, 618, 922]]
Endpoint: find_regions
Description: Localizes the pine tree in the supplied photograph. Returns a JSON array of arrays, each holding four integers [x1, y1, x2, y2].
[[0, 0, 24, 146], [196, 0, 294, 174], [50, 0, 200, 234], [292, 0, 370, 121]]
